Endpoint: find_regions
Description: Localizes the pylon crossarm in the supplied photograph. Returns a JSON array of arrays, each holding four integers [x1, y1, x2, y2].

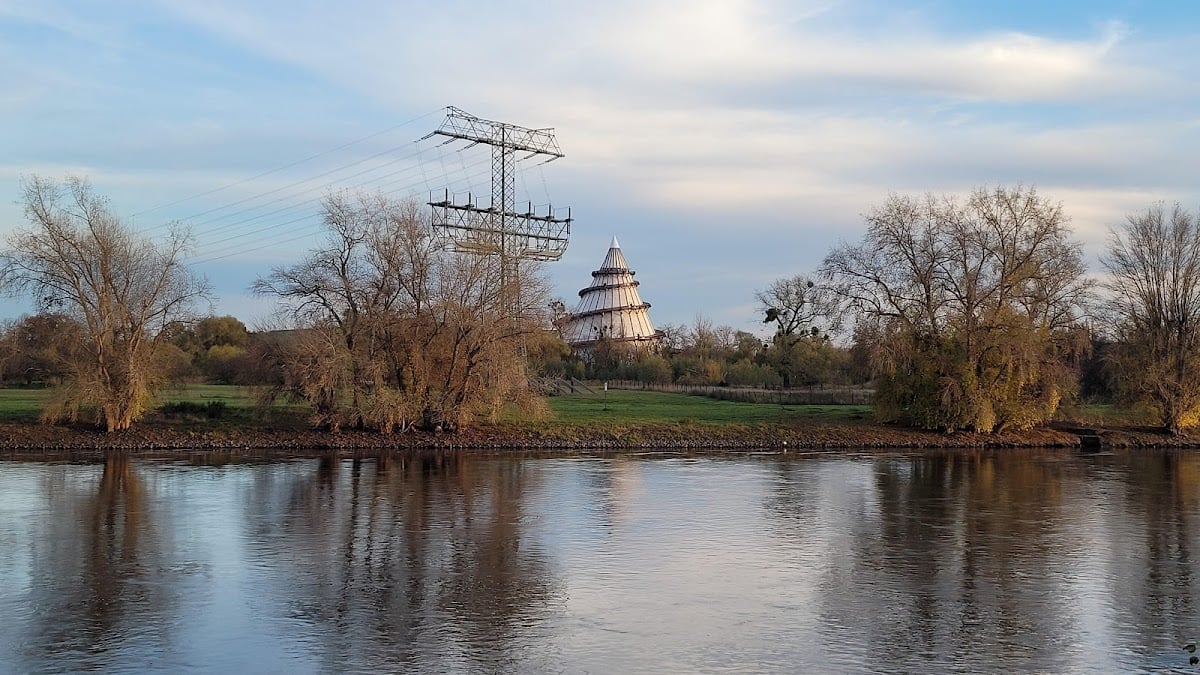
[[432, 107, 564, 158], [426, 107, 572, 285]]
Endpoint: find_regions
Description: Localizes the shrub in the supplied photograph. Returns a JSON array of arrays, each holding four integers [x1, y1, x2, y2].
[[159, 400, 227, 419]]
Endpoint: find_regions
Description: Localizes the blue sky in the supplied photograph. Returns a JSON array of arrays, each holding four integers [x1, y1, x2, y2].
[[3, 0, 1200, 334]]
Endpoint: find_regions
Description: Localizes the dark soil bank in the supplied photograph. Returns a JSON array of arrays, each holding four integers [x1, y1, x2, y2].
[[3, 419, 1193, 460]]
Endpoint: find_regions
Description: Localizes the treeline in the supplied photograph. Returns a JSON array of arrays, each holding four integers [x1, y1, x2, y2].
[[805, 187, 1199, 435], [534, 316, 863, 389], [543, 186, 1200, 436], [0, 311, 860, 394], [0, 178, 546, 432], [2, 178, 1199, 435]]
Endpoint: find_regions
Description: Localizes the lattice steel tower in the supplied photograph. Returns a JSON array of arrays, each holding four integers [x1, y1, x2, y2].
[[425, 107, 572, 263]]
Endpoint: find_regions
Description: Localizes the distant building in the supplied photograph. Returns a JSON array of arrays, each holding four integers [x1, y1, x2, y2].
[[560, 236, 661, 352]]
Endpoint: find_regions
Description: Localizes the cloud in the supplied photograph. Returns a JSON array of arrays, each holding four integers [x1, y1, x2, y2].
[[1045, 185, 1177, 258], [814, 22, 1141, 101], [142, 1, 1179, 225], [586, 6, 1144, 102], [5, 0, 1200, 327], [153, 0, 1157, 111]]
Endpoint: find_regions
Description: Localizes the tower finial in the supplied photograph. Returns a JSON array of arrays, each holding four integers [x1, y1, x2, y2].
[[611, 235, 621, 249]]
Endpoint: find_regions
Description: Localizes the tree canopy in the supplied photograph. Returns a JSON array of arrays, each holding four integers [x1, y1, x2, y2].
[[254, 192, 550, 432], [822, 186, 1091, 432], [0, 176, 209, 430], [1103, 204, 1200, 433]]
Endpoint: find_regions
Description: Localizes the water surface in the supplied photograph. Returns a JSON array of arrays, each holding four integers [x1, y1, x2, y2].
[[2, 450, 1200, 673]]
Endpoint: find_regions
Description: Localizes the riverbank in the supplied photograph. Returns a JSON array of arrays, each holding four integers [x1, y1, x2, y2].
[[2, 417, 1196, 460], [0, 387, 1194, 458]]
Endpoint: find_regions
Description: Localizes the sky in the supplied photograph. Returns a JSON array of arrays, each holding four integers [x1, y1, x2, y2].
[[3, 0, 1200, 335]]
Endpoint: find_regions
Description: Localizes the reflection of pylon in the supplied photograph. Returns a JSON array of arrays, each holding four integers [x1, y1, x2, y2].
[[425, 107, 572, 263]]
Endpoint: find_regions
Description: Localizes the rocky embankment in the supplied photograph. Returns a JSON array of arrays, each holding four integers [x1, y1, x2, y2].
[[4, 419, 1188, 460]]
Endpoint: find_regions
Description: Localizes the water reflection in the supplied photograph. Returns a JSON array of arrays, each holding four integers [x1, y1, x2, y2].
[[2, 450, 1200, 673], [19, 454, 175, 672], [763, 451, 1200, 672], [241, 452, 560, 673]]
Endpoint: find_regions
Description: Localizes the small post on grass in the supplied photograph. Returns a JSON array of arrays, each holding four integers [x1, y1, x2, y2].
[[603, 381, 609, 411]]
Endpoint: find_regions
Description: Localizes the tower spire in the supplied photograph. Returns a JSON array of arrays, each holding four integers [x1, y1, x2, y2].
[[561, 237, 660, 351]]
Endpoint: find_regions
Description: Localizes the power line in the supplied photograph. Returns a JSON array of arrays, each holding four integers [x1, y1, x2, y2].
[[191, 225, 331, 264], [144, 140, 422, 233], [186, 159, 498, 261], [189, 212, 323, 262], [172, 132, 492, 251], [184, 142, 482, 237], [131, 107, 443, 218], [185, 157, 503, 261], [155, 109, 567, 267]]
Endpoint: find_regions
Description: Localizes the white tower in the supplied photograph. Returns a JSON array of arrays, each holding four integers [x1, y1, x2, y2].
[[561, 237, 660, 351]]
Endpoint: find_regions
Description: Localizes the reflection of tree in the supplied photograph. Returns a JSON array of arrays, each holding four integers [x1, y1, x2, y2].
[[1101, 452, 1199, 647], [22, 453, 170, 670], [246, 451, 559, 672], [764, 451, 1200, 671], [922, 453, 1074, 666], [85, 454, 148, 632]]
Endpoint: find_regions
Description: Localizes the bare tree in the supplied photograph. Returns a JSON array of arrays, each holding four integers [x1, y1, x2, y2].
[[0, 176, 209, 430], [756, 275, 826, 337], [253, 193, 420, 428], [254, 192, 549, 432], [655, 323, 688, 353], [822, 186, 1091, 432], [688, 315, 719, 360], [755, 274, 832, 388], [1103, 204, 1200, 433]]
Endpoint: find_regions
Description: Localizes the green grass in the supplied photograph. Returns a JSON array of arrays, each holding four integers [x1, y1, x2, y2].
[[0, 387, 51, 422], [155, 383, 265, 409], [1062, 403, 1151, 427], [0, 383, 264, 409], [0, 383, 302, 426], [545, 390, 871, 426], [152, 384, 309, 429], [0, 384, 872, 428]]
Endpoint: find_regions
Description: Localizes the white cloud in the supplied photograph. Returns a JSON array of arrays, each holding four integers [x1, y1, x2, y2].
[[152, 1, 1158, 110], [1047, 185, 1177, 259], [142, 1, 1181, 218], [585, 7, 1144, 102], [6, 0, 1200, 326], [830, 22, 1141, 101]]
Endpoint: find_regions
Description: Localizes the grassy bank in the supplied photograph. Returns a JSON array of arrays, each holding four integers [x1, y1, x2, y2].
[[0, 384, 1185, 453], [543, 390, 871, 425], [0, 384, 303, 425], [0, 385, 872, 426]]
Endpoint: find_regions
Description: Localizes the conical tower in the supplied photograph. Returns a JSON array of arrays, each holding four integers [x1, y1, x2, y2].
[[561, 237, 660, 350]]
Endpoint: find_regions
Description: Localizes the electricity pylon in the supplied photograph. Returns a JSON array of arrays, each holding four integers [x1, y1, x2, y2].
[[425, 107, 572, 263]]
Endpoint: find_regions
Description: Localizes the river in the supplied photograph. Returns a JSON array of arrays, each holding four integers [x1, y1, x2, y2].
[[2, 450, 1199, 673]]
